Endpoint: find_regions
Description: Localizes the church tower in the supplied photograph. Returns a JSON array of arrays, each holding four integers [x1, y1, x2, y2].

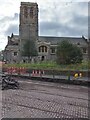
[[19, 2, 38, 49]]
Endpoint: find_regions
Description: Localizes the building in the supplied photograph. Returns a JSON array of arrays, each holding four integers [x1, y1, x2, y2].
[[3, 2, 88, 63]]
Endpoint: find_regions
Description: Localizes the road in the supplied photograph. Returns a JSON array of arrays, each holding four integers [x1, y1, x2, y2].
[[1, 77, 89, 119]]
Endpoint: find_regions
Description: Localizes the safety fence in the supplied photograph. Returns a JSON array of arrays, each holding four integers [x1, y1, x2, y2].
[[2, 67, 89, 81]]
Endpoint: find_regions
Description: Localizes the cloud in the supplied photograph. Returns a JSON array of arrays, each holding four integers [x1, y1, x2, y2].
[[72, 14, 88, 26], [0, 12, 19, 50], [39, 2, 88, 34], [39, 2, 88, 37], [40, 21, 60, 30], [0, 13, 19, 23], [39, 19, 87, 37], [0, 0, 88, 50], [5, 24, 19, 36]]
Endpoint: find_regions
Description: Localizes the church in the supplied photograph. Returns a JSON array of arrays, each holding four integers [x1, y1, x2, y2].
[[3, 2, 88, 63]]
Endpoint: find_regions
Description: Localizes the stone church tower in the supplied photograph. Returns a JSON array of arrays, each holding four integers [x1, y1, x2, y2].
[[3, 2, 88, 63], [19, 2, 38, 51]]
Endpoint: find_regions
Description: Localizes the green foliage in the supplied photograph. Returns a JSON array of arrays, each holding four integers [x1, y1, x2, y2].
[[3, 60, 89, 71], [56, 40, 83, 65], [22, 40, 38, 58]]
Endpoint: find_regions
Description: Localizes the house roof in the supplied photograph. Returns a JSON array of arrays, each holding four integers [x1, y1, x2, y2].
[[39, 36, 88, 46], [12, 35, 19, 40], [7, 33, 88, 47]]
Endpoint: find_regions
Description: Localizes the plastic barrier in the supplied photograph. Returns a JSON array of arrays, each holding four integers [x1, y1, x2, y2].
[[79, 73, 82, 78], [16, 67, 26, 74], [32, 70, 38, 76], [12, 67, 15, 73], [7, 67, 12, 74], [31, 70, 45, 77], [7, 67, 20, 74], [74, 73, 78, 79], [74, 72, 82, 79]]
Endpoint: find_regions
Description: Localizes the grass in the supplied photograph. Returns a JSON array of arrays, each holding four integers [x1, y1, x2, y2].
[[3, 60, 89, 71]]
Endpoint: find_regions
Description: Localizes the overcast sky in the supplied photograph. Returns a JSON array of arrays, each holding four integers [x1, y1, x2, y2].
[[0, 0, 89, 51]]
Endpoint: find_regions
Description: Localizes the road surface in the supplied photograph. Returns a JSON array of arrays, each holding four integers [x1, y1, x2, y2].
[[1, 77, 89, 119]]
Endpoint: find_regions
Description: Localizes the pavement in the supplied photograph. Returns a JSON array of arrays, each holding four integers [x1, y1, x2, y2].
[[4, 72, 89, 81], [1, 78, 89, 119]]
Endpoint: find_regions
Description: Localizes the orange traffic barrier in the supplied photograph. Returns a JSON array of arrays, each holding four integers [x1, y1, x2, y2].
[[22, 67, 26, 73], [7, 67, 9, 74], [42, 70, 44, 75], [32, 70, 35, 76], [39, 70, 41, 76], [7, 67, 12, 74], [31, 70, 45, 77], [7, 67, 26, 74]]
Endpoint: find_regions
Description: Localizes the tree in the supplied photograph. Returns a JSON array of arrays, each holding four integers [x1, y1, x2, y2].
[[56, 40, 83, 64], [21, 40, 38, 62]]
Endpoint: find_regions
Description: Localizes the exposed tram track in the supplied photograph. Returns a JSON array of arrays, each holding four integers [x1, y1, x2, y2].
[[2, 77, 89, 118], [16, 77, 88, 92], [17, 78, 88, 100]]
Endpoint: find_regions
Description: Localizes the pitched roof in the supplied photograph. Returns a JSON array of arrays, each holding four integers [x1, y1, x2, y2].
[[13, 35, 19, 40], [39, 36, 88, 46]]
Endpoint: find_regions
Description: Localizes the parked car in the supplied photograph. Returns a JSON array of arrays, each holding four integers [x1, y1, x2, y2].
[[0, 74, 19, 90]]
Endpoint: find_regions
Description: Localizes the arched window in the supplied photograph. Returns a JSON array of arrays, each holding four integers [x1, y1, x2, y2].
[[45, 46, 47, 52], [38, 46, 47, 53], [42, 46, 44, 52], [30, 7, 33, 18], [24, 6, 28, 18]]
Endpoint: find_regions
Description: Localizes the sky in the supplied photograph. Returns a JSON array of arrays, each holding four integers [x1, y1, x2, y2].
[[0, 0, 89, 51]]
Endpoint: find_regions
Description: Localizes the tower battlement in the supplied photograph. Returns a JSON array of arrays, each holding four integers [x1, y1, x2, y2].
[[21, 2, 37, 5], [19, 2, 38, 52]]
